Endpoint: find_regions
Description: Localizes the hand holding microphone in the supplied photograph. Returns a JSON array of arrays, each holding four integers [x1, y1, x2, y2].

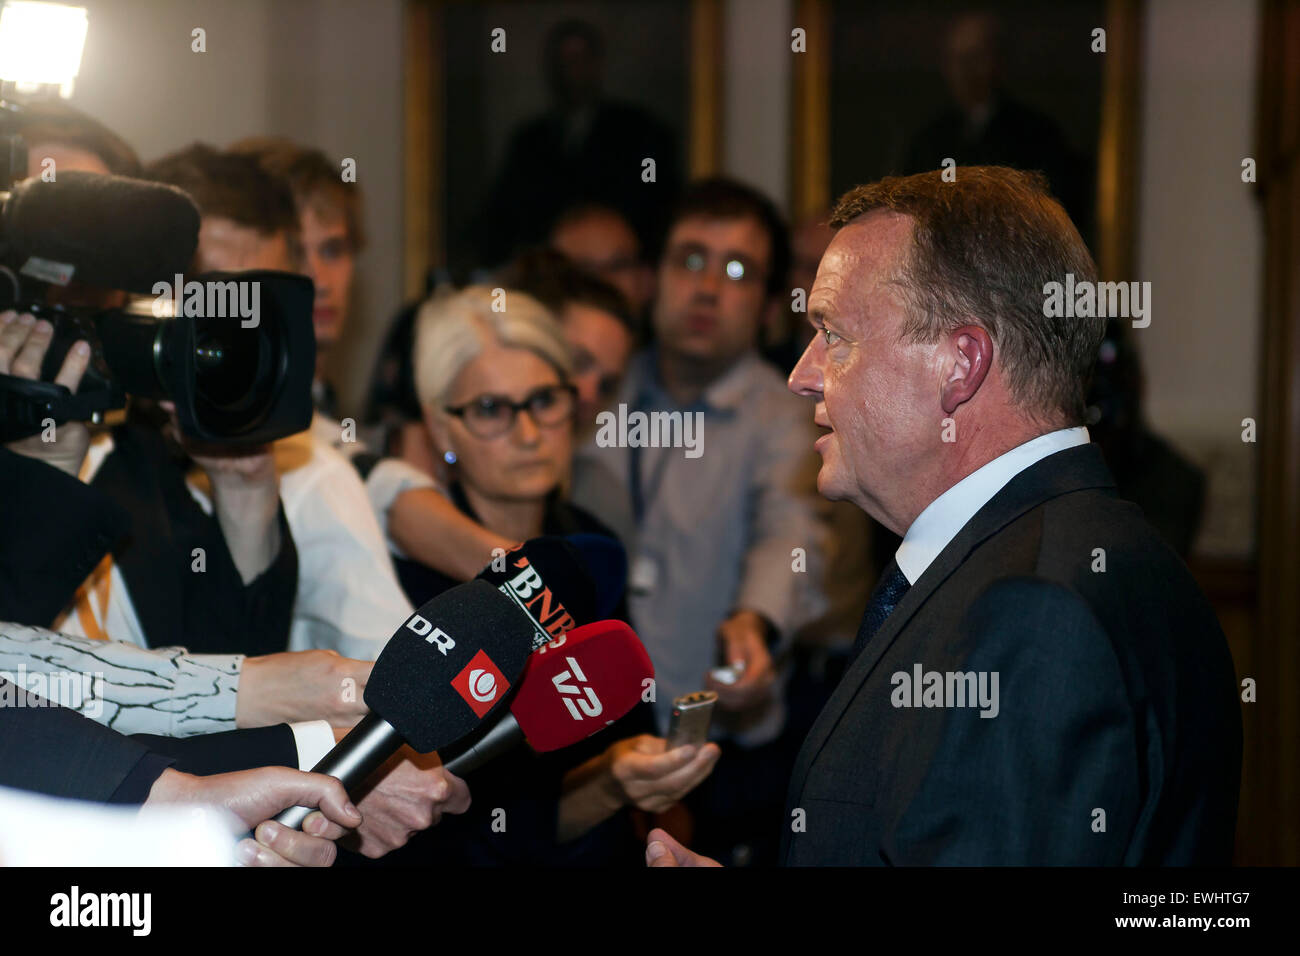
[[335, 746, 471, 859], [273, 578, 537, 830], [274, 534, 624, 830], [274, 532, 644, 854]]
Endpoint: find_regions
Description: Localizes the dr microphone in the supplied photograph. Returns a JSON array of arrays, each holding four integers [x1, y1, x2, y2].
[[274, 579, 537, 829], [277, 534, 615, 829]]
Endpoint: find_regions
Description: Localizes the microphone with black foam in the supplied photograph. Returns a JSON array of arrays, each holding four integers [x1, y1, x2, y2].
[[273, 579, 538, 830], [276, 535, 618, 829], [1, 171, 200, 295], [562, 533, 627, 619], [475, 535, 601, 647], [439, 618, 653, 776]]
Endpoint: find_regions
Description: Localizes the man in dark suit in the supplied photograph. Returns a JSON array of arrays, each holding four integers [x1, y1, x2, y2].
[[646, 166, 1241, 866]]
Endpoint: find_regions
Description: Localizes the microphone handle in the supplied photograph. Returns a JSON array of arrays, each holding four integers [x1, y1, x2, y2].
[[441, 712, 525, 777], [273, 711, 404, 830]]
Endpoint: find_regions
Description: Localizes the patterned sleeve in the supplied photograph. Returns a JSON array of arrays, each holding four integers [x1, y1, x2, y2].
[[0, 623, 241, 738]]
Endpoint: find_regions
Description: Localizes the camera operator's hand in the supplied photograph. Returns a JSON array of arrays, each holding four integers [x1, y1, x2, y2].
[[161, 400, 283, 585], [195, 446, 281, 585], [1, 310, 92, 477]]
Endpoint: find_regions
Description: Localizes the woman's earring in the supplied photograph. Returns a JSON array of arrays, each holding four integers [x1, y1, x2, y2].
[[443, 450, 457, 465]]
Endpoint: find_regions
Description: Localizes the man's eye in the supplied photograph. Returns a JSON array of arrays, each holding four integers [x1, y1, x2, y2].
[[822, 328, 841, 346]]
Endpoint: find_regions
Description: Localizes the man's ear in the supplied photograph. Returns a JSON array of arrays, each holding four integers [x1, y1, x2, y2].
[[939, 324, 993, 415]]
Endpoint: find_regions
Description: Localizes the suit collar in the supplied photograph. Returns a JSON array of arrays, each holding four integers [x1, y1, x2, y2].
[[782, 443, 1116, 860], [895, 427, 1090, 584]]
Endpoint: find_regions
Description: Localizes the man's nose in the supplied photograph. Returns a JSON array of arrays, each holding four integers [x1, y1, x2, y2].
[[788, 337, 823, 397], [692, 265, 722, 299], [308, 254, 328, 290]]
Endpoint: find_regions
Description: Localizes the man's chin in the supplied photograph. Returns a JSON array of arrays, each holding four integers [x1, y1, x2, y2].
[[815, 467, 850, 503], [663, 336, 723, 362]]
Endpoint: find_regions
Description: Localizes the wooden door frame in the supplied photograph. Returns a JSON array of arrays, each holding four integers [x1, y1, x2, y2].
[[1251, 0, 1300, 867]]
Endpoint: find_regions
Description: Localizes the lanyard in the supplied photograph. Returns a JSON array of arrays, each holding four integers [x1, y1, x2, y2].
[[628, 378, 691, 526], [628, 437, 676, 527]]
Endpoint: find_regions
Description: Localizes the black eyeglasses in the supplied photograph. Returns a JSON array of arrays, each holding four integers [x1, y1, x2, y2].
[[443, 383, 577, 438], [666, 245, 766, 285]]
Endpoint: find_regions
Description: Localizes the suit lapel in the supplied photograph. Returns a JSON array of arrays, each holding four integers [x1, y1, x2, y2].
[[784, 541, 955, 810], [783, 444, 1117, 840]]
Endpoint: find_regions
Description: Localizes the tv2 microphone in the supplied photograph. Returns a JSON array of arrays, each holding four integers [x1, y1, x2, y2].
[[440, 619, 654, 776], [273, 579, 537, 829], [277, 536, 612, 829]]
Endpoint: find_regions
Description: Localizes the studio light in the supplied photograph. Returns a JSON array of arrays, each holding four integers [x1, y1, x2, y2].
[[0, 1, 88, 97]]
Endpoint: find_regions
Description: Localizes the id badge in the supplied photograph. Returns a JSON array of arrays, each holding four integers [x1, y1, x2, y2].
[[629, 553, 659, 595]]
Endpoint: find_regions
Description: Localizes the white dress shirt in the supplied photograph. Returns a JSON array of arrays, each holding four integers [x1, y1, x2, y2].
[[895, 427, 1090, 585]]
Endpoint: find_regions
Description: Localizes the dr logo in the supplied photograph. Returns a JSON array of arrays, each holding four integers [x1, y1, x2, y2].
[[452, 650, 510, 717], [468, 669, 496, 702]]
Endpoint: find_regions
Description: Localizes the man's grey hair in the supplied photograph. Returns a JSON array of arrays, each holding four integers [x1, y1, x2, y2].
[[830, 166, 1103, 426]]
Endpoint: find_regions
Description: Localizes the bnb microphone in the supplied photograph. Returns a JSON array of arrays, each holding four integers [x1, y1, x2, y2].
[[276, 535, 620, 828], [475, 535, 599, 645]]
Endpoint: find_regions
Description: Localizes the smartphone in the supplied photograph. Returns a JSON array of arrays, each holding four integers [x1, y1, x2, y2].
[[664, 690, 717, 750]]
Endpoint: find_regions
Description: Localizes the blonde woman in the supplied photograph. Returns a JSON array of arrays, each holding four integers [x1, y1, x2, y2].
[[365, 286, 718, 867]]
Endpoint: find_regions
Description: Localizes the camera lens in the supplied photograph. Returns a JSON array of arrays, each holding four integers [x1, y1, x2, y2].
[[191, 317, 282, 433]]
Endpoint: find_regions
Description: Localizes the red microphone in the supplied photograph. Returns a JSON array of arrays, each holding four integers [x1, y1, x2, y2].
[[439, 619, 653, 775]]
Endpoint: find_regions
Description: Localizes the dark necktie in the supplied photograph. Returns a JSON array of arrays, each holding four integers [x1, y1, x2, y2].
[[851, 558, 911, 658]]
